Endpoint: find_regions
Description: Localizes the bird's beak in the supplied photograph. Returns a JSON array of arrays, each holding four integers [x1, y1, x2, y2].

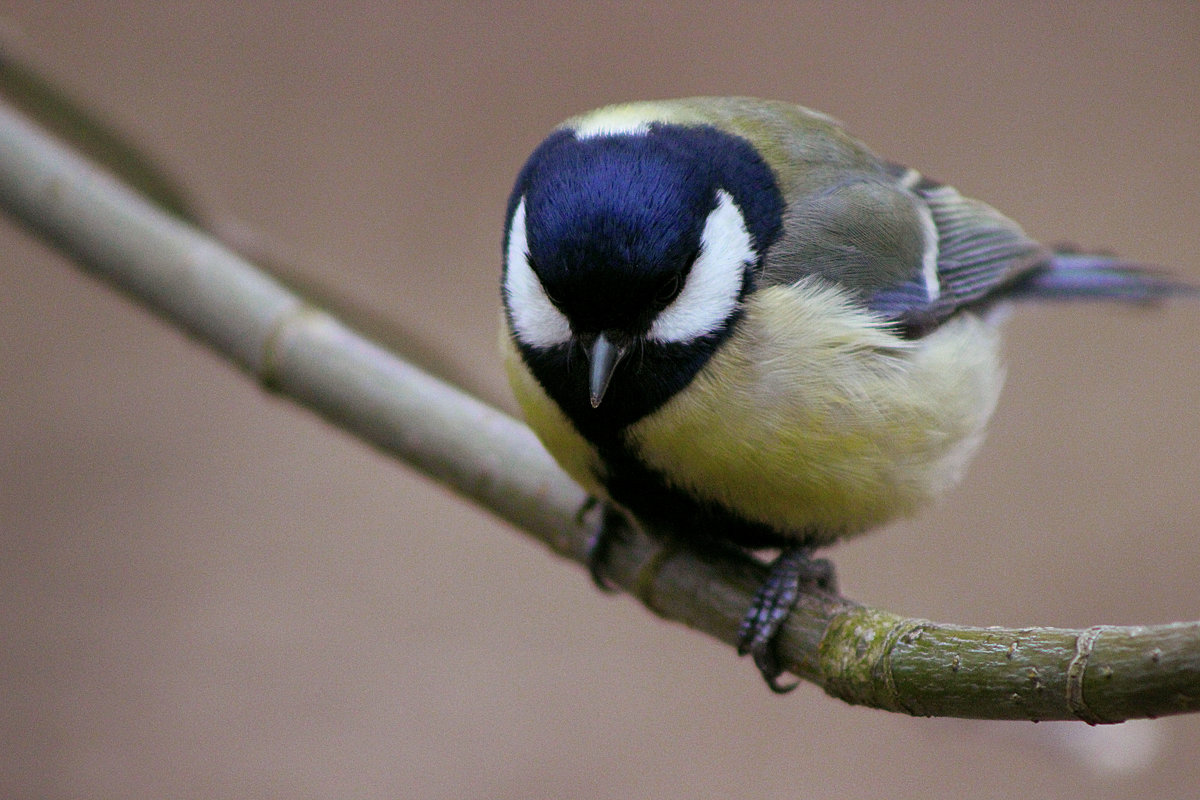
[[587, 331, 628, 409]]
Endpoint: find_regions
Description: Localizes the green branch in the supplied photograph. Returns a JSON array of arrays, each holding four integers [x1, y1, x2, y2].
[[2, 99, 1197, 722]]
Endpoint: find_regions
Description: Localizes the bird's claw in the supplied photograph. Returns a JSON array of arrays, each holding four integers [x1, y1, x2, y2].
[[584, 501, 630, 593], [736, 548, 836, 693]]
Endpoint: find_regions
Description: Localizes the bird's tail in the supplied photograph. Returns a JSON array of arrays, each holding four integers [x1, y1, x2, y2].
[[1007, 252, 1198, 304]]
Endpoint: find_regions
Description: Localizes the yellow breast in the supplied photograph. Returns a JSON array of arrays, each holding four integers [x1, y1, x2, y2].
[[499, 325, 608, 499], [501, 280, 1003, 544], [624, 281, 1004, 541]]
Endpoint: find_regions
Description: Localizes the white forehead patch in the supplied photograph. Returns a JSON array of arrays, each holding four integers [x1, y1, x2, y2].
[[572, 119, 650, 139], [503, 197, 572, 349], [570, 108, 653, 140], [648, 190, 752, 344]]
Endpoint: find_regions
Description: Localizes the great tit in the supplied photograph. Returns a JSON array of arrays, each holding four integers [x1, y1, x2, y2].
[[499, 96, 1189, 692]]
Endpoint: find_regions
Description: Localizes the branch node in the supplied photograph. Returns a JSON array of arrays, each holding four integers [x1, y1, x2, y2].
[[818, 606, 917, 714], [631, 542, 677, 611], [259, 302, 321, 391], [1066, 625, 1110, 725]]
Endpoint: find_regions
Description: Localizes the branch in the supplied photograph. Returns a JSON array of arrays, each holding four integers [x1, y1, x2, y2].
[[0, 39, 491, 399], [2, 100, 1198, 723]]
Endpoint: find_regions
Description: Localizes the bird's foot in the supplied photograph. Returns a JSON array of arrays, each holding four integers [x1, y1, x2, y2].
[[583, 501, 630, 592], [736, 548, 836, 693]]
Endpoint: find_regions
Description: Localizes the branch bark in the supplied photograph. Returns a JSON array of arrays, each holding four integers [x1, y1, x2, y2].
[[2, 100, 1197, 722]]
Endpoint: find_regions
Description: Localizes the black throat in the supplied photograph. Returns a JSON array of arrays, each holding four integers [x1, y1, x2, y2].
[[514, 305, 744, 445]]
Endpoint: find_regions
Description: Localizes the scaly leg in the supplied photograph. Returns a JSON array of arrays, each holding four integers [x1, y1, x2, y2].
[[736, 547, 836, 693]]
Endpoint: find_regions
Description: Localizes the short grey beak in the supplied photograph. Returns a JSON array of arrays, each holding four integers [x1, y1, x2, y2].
[[587, 332, 627, 409]]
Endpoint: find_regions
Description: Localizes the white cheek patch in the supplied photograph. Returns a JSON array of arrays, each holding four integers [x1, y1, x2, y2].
[[648, 190, 752, 344], [503, 198, 572, 349]]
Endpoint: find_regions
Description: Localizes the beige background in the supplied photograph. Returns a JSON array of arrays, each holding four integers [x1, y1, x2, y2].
[[3, 3, 1200, 798]]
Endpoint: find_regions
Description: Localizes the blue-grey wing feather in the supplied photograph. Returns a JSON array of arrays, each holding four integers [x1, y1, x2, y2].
[[869, 166, 1044, 327], [873, 165, 1192, 330], [762, 162, 1191, 335]]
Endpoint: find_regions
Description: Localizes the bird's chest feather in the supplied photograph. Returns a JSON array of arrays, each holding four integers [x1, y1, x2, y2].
[[624, 283, 1004, 540], [502, 283, 1002, 544]]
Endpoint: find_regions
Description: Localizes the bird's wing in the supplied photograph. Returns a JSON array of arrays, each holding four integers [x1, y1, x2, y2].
[[763, 163, 1186, 337], [867, 165, 1048, 333]]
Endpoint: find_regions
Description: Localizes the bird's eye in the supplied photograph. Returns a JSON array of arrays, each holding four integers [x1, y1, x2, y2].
[[654, 275, 682, 307]]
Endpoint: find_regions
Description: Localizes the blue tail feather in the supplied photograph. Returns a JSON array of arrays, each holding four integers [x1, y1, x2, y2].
[[1006, 253, 1198, 304]]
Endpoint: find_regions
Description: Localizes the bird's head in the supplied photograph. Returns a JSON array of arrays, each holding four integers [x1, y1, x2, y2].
[[502, 118, 784, 432]]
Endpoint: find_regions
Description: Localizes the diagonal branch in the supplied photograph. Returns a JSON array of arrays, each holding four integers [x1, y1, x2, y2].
[[1, 100, 1197, 722]]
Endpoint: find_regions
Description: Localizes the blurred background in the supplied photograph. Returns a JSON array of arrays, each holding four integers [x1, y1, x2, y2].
[[2, 3, 1199, 798]]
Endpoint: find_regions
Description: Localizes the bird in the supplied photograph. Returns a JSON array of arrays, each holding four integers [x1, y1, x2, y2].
[[498, 96, 1190, 692]]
